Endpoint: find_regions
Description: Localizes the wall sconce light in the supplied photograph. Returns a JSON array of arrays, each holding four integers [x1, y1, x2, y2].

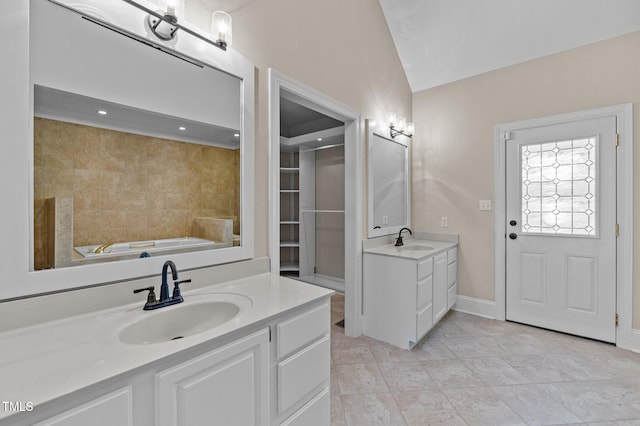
[[388, 114, 414, 139], [146, 0, 179, 41], [211, 11, 232, 49], [123, 0, 229, 51]]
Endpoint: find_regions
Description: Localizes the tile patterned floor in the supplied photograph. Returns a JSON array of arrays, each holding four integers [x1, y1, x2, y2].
[[329, 294, 640, 425]]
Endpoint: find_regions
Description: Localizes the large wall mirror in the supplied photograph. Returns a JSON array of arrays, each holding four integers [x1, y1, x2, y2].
[[366, 119, 410, 238], [0, 0, 254, 298]]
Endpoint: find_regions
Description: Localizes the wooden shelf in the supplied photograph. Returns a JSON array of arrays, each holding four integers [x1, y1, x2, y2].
[[280, 189, 299, 193], [280, 221, 299, 225]]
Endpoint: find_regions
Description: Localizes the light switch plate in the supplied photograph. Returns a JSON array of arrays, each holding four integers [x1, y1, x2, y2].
[[479, 200, 492, 211]]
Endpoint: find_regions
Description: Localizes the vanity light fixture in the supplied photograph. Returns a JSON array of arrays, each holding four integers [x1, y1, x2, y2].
[[388, 114, 414, 139], [122, 0, 230, 51]]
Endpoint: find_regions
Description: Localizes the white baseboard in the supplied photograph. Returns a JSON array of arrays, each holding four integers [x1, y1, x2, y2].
[[453, 295, 496, 320], [632, 329, 640, 353]]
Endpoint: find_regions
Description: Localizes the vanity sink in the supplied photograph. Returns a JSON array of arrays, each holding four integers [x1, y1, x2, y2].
[[398, 244, 434, 251], [118, 293, 252, 345]]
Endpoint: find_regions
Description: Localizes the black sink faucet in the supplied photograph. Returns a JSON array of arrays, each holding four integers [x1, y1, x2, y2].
[[133, 260, 191, 310], [160, 260, 178, 303], [395, 227, 412, 246]]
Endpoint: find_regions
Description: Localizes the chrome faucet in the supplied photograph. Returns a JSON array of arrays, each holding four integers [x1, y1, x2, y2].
[[133, 260, 191, 310], [395, 227, 412, 246]]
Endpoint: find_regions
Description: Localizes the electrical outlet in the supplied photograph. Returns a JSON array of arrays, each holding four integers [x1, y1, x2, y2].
[[441, 216, 448, 228], [479, 200, 492, 211], [382, 215, 389, 225]]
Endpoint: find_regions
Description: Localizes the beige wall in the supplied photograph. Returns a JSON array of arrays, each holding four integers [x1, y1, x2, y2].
[[34, 118, 240, 269], [228, 0, 413, 257], [412, 31, 640, 328]]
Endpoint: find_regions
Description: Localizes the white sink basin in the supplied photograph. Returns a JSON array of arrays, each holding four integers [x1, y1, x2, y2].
[[114, 293, 252, 345], [398, 244, 434, 251]]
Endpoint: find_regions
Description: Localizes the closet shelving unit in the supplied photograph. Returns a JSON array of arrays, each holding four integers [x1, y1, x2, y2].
[[278, 126, 346, 292], [279, 151, 300, 275]]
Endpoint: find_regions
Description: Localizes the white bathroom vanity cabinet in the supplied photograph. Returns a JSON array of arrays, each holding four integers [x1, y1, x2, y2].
[[363, 237, 458, 349], [0, 275, 332, 426]]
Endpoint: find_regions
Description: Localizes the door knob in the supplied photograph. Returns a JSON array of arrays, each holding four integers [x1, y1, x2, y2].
[[509, 220, 517, 226], [509, 233, 517, 240]]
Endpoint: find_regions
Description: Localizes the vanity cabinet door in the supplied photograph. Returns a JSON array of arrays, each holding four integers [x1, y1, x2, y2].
[[34, 387, 133, 426], [155, 328, 270, 426], [433, 252, 448, 323]]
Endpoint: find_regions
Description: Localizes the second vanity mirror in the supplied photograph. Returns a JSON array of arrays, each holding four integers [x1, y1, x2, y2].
[[5, 0, 255, 297], [366, 119, 410, 238]]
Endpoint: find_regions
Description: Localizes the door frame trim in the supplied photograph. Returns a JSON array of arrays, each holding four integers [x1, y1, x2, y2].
[[268, 69, 364, 337], [494, 104, 633, 349]]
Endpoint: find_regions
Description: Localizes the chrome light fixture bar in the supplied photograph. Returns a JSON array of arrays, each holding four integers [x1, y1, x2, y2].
[[389, 125, 413, 139], [121, 0, 228, 51]]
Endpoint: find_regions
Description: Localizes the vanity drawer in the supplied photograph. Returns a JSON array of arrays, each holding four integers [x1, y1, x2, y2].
[[280, 387, 329, 426], [277, 302, 329, 359], [447, 262, 457, 288], [417, 257, 433, 280], [448, 283, 457, 309], [278, 335, 330, 414], [416, 302, 433, 339], [417, 275, 433, 309], [447, 248, 457, 264]]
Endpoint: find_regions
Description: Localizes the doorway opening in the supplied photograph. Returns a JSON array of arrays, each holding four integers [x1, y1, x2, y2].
[[269, 70, 363, 337]]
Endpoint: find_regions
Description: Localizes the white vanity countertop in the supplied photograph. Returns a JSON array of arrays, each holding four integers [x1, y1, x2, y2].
[[363, 239, 457, 260], [0, 273, 333, 419]]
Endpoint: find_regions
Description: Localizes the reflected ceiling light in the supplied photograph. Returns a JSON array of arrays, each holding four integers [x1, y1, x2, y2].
[[233, 133, 240, 137], [317, 138, 323, 141], [122, 0, 229, 51], [98, 110, 107, 115], [179, 126, 186, 131]]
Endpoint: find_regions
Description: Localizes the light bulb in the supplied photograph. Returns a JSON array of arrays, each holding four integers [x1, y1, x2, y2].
[[166, 0, 177, 15], [388, 113, 397, 128], [211, 11, 232, 47], [397, 117, 407, 133]]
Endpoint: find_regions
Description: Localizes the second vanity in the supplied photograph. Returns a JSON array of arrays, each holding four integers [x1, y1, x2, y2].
[[363, 233, 458, 349], [0, 265, 333, 426]]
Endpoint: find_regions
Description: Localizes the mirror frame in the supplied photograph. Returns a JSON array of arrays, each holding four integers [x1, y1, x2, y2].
[[366, 119, 411, 238], [0, 0, 254, 300]]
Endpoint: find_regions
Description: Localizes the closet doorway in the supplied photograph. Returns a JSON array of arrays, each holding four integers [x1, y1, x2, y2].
[[269, 70, 363, 337]]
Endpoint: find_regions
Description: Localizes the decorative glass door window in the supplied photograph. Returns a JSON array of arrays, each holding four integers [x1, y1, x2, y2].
[[521, 138, 597, 236]]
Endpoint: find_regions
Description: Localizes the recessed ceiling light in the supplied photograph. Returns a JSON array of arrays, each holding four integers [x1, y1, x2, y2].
[[317, 138, 323, 141], [98, 110, 107, 115], [234, 133, 240, 137], [179, 126, 186, 131]]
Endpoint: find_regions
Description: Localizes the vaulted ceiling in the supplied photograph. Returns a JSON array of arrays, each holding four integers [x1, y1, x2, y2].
[[377, 0, 640, 92]]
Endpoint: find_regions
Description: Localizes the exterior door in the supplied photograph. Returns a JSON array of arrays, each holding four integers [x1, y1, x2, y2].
[[506, 116, 617, 342]]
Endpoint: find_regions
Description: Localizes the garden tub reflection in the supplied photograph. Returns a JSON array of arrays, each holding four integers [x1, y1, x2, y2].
[[74, 237, 230, 259]]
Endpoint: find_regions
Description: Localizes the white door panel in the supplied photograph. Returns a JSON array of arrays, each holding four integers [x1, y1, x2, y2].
[[506, 116, 617, 342]]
